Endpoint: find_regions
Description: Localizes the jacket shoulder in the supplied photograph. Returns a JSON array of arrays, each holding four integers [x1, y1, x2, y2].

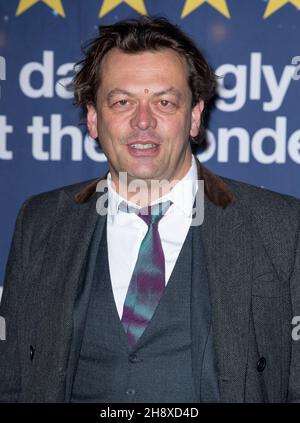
[[22, 178, 99, 216], [222, 177, 300, 278], [223, 176, 300, 217], [15, 178, 100, 258]]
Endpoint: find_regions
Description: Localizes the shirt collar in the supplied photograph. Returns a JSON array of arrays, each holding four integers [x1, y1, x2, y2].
[[107, 155, 198, 218]]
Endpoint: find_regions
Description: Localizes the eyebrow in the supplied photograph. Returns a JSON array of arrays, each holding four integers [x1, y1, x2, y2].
[[152, 88, 182, 99], [107, 87, 182, 101], [107, 89, 132, 101]]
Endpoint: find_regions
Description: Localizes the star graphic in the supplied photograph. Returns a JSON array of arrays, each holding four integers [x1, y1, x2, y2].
[[264, 0, 300, 18], [181, 0, 230, 18], [16, 0, 65, 17], [99, 0, 147, 17]]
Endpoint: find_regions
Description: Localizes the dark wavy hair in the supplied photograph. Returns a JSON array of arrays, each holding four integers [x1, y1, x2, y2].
[[73, 16, 217, 145]]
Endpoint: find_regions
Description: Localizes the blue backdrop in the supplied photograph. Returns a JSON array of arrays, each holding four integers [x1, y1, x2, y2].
[[1, 0, 300, 294]]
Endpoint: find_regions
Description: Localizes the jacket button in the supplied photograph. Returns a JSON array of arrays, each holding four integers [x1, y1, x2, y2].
[[126, 388, 136, 396], [129, 353, 141, 363], [257, 357, 266, 372], [30, 345, 35, 361]]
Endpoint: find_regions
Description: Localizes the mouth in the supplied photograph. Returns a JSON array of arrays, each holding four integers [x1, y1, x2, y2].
[[130, 143, 158, 149], [127, 141, 160, 156]]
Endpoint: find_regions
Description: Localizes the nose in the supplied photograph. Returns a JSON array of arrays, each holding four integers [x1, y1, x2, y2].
[[130, 102, 157, 130]]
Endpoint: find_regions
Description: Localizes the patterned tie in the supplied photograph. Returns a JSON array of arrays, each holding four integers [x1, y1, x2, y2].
[[120, 200, 172, 347]]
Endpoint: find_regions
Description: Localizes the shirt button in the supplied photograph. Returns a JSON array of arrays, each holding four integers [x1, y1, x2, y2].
[[126, 388, 136, 396], [257, 357, 267, 372], [129, 353, 141, 363], [30, 345, 35, 361]]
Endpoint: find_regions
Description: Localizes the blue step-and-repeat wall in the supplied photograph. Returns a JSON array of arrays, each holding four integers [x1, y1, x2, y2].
[[1, 0, 300, 296]]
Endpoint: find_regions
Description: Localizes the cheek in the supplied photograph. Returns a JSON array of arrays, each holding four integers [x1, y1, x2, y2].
[[167, 116, 191, 141], [100, 113, 128, 137], [97, 119, 116, 144], [97, 121, 127, 156]]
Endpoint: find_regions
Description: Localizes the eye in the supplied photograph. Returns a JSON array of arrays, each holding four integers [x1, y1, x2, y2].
[[110, 98, 132, 110], [157, 99, 177, 112], [117, 99, 129, 106]]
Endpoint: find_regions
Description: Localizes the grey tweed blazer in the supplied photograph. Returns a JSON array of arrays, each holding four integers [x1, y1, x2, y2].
[[1, 159, 300, 402]]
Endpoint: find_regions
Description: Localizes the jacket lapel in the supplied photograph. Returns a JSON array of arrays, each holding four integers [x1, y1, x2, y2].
[[190, 221, 219, 402], [23, 188, 106, 402], [199, 194, 253, 402]]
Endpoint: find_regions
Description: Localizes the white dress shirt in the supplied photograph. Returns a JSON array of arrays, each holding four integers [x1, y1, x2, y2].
[[107, 156, 199, 319]]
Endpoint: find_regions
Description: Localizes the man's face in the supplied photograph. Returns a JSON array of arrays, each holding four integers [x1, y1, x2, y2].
[[87, 48, 203, 187]]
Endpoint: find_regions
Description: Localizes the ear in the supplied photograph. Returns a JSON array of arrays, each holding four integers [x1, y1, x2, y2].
[[190, 100, 204, 138], [87, 104, 98, 139]]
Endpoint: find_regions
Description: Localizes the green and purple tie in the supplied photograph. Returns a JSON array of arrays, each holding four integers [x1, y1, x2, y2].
[[120, 201, 172, 347]]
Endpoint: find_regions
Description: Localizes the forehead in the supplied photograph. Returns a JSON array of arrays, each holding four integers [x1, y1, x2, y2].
[[100, 48, 189, 90]]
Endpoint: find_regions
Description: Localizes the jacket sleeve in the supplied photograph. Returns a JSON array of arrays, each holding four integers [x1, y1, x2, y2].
[[0, 201, 29, 402], [288, 208, 300, 402]]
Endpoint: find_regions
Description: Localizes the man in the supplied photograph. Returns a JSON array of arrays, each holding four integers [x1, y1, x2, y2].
[[1, 16, 300, 403]]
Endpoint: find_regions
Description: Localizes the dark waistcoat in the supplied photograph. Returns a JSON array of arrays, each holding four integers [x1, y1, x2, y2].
[[68, 218, 219, 403]]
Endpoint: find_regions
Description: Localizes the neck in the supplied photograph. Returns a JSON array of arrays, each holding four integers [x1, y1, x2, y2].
[[111, 177, 175, 207], [111, 158, 193, 207]]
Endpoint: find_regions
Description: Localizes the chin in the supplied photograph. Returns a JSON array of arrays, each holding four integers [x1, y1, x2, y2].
[[126, 165, 162, 181]]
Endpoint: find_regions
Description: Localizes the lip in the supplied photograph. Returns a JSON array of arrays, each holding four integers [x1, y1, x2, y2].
[[126, 141, 160, 157], [127, 140, 160, 146]]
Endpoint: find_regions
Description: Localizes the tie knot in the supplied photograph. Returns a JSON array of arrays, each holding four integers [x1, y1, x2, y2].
[[119, 200, 172, 225]]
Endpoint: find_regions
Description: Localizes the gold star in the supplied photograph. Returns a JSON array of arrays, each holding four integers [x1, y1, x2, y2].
[[263, 0, 300, 18], [181, 0, 230, 18], [16, 0, 65, 17], [99, 0, 147, 17]]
